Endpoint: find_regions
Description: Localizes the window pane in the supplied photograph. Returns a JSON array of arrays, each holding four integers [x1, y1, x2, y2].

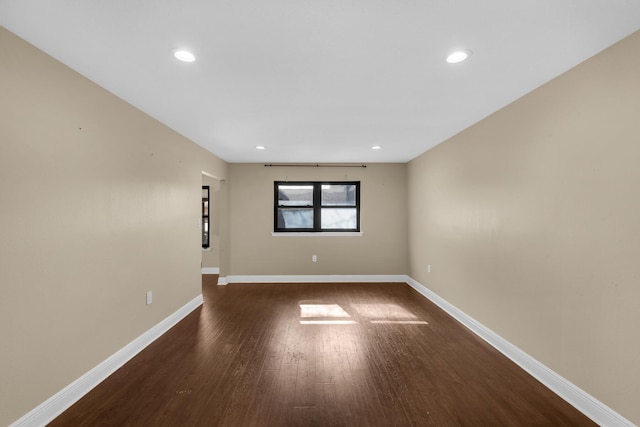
[[278, 185, 314, 206], [321, 208, 357, 229], [278, 208, 314, 229], [321, 184, 356, 206]]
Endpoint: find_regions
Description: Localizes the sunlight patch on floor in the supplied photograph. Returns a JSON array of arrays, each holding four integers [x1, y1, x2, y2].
[[350, 303, 418, 319], [299, 303, 354, 325], [370, 320, 428, 325], [300, 320, 357, 325]]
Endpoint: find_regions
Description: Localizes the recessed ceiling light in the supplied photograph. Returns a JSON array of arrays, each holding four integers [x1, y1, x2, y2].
[[371, 145, 382, 150], [173, 50, 196, 63], [256, 145, 266, 150], [446, 49, 472, 64]]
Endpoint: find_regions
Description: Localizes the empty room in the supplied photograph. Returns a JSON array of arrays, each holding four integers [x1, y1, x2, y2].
[[1, 1, 639, 426]]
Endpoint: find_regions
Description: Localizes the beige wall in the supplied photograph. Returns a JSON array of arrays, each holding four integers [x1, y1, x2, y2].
[[227, 163, 407, 276], [0, 27, 227, 425], [408, 30, 640, 423]]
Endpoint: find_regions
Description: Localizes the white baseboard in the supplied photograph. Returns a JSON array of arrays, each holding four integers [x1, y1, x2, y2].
[[10, 294, 204, 427], [405, 276, 634, 427], [201, 267, 220, 275], [218, 274, 407, 284]]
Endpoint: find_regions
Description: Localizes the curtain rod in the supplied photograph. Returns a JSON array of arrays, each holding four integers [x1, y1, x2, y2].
[[264, 164, 367, 168]]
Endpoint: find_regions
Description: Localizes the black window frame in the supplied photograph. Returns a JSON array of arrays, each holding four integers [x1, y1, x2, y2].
[[202, 185, 210, 248], [274, 181, 360, 233]]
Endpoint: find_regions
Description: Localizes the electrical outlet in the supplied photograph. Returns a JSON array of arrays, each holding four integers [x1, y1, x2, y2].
[[146, 291, 153, 305], [312, 255, 317, 262], [428, 264, 431, 273]]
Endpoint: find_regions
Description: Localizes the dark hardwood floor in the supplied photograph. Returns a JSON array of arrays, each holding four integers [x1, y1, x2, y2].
[[50, 280, 596, 426]]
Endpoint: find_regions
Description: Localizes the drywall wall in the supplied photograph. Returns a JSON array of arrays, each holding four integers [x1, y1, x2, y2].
[[227, 163, 407, 277], [0, 26, 227, 425], [408, 30, 640, 423]]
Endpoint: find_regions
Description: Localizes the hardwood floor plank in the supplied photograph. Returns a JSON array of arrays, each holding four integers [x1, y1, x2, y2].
[[49, 282, 597, 426]]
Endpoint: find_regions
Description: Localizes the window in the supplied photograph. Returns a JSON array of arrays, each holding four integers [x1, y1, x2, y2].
[[202, 186, 210, 248], [274, 181, 360, 232]]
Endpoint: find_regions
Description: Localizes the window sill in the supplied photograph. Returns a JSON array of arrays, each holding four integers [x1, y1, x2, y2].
[[271, 232, 363, 237]]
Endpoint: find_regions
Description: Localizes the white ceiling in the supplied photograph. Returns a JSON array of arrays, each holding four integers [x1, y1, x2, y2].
[[1, 1, 639, 163]]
